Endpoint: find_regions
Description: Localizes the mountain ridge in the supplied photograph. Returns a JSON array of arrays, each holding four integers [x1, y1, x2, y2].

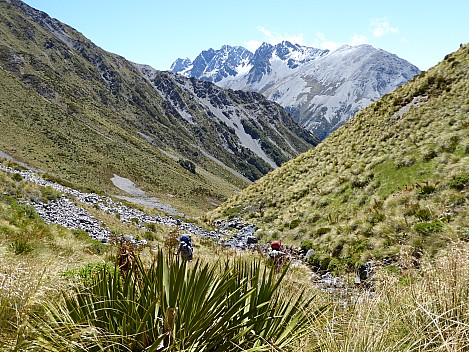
[[0, 0, 317, 216], [172, 41, 420, 139]]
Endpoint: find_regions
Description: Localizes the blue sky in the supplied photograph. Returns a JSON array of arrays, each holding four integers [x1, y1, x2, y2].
[[22, 1, 469, 71]]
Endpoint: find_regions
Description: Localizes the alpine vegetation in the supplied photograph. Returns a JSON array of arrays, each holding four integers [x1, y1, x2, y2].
[[28, 251, 315, 352], [207, 42, 469, 272]]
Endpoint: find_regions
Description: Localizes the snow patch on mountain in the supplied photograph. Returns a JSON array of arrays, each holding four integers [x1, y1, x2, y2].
[[171, 42, 420, 139], [134, 63, 298, 169]]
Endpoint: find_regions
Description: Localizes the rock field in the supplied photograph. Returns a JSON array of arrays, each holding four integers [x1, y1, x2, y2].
[[0, 163, 256, 249]]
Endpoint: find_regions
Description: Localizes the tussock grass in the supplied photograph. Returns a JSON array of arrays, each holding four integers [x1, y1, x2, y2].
[[306, 243, 469, 351], [1, 164, 469, 350], [208, 43, 469, 270]]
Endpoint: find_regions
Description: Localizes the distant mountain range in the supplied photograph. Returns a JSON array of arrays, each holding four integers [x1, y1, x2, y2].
[[0, 0, 317, 216], [171, 42, 421, 139], [208, 42, 469, 268]]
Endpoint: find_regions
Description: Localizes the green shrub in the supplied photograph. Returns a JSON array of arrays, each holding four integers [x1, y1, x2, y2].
[[418, 184, 436, 198], [358, 196, 368, 206], [440, 135, 459, 152], [415, 208, 432, 221], [178, 159, 196, 174], [308, 213, 321, 223], [327, 258, 342, 274], [350, 177, 369, 188], [315, 227, 331, 236], [300, 239, 313, 252], [449, 174, 469, 190], [404, 203, 420, 217], [351, 239, 370, 253], [367, 213, 385, 224], [422, 148, 438, 161], [2, 197, 41, 222], [308, 254, 321, 269], [289, 218, 301, 229], [146, 223, 156, 231], [414, 221, 443, 234], [12, 173, 23, 182], [41, 186, 61, 202], [331, 241, 344, 257], [308, 253, 331, 270], [143, 231, 156, 241], [62, 262, 112, 285], [241, 119, 261, 139], [9, 238, 34, 255], [464, 144, 469, 154], [30, 252, 315, 351]]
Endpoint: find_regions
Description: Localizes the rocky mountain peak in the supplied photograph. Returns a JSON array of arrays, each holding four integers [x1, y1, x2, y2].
[[170, 57, 191, 72], [171, 42, 420, 139], [171, 45, 254, 83]]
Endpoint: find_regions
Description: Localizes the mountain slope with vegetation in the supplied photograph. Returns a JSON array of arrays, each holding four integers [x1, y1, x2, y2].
[[208, 43, 469, 270], [2, 145, 469, 351], [0, 0, 317, 217]]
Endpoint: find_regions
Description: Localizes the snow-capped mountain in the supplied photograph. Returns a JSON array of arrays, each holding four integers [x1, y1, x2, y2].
[[171, 41, 420, 139], [135, 65, 319, 179], [171, 45, 253, 83]]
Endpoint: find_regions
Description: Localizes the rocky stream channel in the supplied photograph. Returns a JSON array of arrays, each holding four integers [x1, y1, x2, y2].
[[1, 162, 368, 292], [1, 163, 262, 249]]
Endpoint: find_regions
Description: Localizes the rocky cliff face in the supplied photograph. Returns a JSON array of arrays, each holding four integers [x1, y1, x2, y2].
[[172, 41, 420, 139], [136, 64, 318, 179]]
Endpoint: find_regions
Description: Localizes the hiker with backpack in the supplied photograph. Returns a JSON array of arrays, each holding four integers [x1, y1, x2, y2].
[[177, 234, 193, 261], [268, 241, 286, 270]]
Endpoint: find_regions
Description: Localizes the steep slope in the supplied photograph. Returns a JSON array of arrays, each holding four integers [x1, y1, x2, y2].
[[135, 66, 318, 174], [172, 41, 420, 139], [208, 43, 469, 270], [0, 0, 317, 216]]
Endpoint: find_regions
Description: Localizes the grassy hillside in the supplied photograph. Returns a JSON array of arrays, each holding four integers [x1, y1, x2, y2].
[[1, 159, 468, 351], [0, 1, 240, 216], [207, 43, 469, 270], [0, 1, 317, 217]]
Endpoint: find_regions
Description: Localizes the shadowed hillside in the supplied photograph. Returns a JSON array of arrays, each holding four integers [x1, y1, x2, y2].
[[208, 43, 469, 271]]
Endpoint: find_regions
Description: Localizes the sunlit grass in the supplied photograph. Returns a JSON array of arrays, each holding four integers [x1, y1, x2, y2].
[[1, 163, 469, 351], [208, 43, 469, 271]]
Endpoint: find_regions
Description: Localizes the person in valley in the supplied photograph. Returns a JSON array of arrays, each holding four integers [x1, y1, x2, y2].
[[177, 234, 193, 261], [268, 241, 286, 268]]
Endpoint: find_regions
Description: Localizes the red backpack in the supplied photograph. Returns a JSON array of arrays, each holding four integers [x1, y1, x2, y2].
[[270, 241, 282, 250]]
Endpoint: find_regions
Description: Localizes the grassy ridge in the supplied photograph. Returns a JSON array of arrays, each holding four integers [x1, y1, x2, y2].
[[207, 43, 469, 270]]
